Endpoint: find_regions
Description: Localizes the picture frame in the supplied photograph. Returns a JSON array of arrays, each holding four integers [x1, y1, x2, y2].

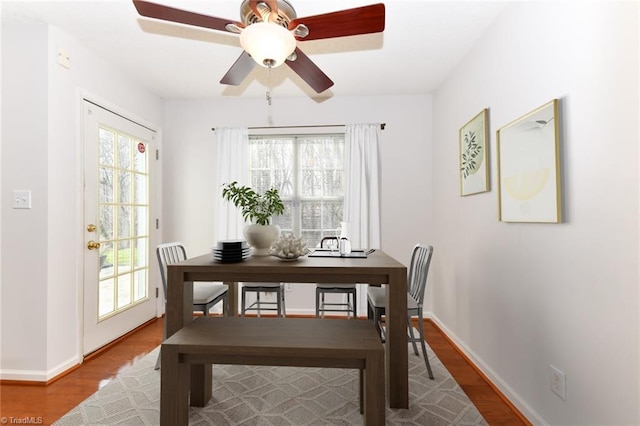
[[459, 108, 489, 196], [496, 99, 561, 223]]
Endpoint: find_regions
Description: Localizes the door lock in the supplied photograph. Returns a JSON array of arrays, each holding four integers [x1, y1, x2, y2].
[[87, 224, 97, 232], [87, 240, 101, 250]]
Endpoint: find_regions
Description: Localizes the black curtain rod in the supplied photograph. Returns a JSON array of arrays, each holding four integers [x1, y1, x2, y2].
[[212, 123, 386, 131]]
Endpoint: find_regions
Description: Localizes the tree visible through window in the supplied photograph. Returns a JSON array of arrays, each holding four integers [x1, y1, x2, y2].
[[249, 134, 344, 248]]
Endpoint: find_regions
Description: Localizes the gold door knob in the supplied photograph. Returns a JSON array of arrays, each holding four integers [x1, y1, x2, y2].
[[87, 240, 101, 250], [87, 224, 97, 232]]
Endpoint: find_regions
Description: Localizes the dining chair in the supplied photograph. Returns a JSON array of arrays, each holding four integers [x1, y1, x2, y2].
[[154, 242, 229, 369], [315, 236, 357, 318], [241, 282, 286, 317], [366, 243, 435, 379]]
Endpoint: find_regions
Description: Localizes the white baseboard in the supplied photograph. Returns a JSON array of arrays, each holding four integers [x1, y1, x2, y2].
[[0, 368, 49, 382], [425, 312, 547, 426], [1, 355, 79, 382]]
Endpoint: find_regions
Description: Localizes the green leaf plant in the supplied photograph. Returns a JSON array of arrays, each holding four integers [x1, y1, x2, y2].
[[221, 181, 285, 226]]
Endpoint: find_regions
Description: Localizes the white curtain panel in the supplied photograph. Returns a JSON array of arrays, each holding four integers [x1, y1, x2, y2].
[[214, 127, 249, 241], [345, 123, 382, 316]]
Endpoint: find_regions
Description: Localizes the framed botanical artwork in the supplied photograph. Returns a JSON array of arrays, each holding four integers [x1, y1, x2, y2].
[[496, 99, 561, 223], [459, 109, 489, 196]]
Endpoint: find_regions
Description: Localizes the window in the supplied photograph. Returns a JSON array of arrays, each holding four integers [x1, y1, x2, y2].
[[248, 134, 344, 248]]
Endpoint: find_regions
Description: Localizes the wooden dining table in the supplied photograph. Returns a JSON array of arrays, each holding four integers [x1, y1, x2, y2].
[[165, 249, 409, 409]]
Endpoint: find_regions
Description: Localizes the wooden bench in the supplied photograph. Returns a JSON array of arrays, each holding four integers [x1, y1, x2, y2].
[[160, 317, 385, 425]]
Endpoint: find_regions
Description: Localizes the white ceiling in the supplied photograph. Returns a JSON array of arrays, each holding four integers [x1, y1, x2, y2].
[[2, 0, 507, 101]]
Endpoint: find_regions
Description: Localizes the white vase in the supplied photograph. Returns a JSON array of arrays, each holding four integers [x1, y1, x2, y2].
[[243, 224, 281, 256]]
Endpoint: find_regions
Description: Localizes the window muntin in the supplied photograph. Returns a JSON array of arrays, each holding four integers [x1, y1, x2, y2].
[[249, 134, 344, 248]]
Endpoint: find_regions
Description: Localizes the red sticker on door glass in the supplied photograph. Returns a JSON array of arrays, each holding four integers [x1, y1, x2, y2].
[[138, 142, 146, 154]]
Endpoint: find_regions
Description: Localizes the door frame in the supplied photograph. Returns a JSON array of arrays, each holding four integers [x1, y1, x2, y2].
[[77, 92, 162, 359]]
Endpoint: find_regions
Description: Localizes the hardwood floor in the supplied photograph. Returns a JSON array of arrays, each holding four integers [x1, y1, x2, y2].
[[0, 319, 163, 425], [423, 320, 530, 425], [0, 317, 528, 425]]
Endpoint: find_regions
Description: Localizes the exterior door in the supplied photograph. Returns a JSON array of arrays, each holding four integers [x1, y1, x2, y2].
[[82, 100, 157, 355]]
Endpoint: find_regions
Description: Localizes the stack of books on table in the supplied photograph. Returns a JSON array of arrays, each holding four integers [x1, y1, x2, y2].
[[212, 240, 250, 263]]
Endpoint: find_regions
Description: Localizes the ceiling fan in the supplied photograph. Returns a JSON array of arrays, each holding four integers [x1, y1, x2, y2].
[[132, 0, 385, 93]]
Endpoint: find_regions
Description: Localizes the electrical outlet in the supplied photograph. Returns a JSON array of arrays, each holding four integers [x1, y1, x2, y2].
[[550, 365, 566, 400], [57, 47, 71, 68], [260, 291, 276, 301]]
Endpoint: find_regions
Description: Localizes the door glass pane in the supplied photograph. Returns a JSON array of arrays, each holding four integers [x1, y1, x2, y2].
[[100, 205, 114, 240], [99, 129, 114, 167], [118, 239, 132, 273], [134, 174, 147, 204], [117, 206, 132, 239], [134, 206, 148, 238], [117, 273, 132, 309], [118, 171, 131, 204], [99, 241, 114, 278], [99, 168, 114, 203], [118, 135, 132, 170], [134, 237, 147, 269], [99, 276, 115, 317], [133, 269, 147, 301], [98, 127, 150, 320]]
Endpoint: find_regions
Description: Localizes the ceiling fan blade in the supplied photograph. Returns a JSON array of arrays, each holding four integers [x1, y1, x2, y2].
[[286, 48, 334, 93], [220, 51, 256, 86], [132, 0, 243, 33], [289, 3, 385, 41]]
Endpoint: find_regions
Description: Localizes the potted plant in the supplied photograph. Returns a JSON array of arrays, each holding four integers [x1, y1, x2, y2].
[[222, 181, 285, 256]]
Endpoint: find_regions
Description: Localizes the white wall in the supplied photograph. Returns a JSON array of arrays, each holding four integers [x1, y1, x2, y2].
[[3, 2, 637, 424], [431, 2, 639, 425], [162, 94, 433, 313], [1, 18, 49, 376], [1, 15, 164, 380]]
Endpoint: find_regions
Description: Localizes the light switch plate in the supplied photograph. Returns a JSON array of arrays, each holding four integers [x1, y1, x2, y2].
[[13, 190, 32, 209]]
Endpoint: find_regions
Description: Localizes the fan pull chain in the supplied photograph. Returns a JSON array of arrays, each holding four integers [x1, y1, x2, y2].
[[266, 64, 272, 106]]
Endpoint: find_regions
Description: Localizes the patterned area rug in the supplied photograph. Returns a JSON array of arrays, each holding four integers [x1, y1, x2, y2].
[[54, 344, 487, 425]]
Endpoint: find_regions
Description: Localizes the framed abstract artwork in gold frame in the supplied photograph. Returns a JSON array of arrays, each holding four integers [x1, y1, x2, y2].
[[496, 99, 561, 223], [459, 109, 489, 196]]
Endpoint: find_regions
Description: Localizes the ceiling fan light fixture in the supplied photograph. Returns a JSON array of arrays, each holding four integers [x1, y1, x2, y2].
[[240, 22, 296, 68]]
